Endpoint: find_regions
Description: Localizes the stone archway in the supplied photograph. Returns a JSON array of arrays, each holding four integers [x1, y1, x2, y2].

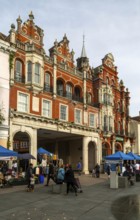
[[102, 141, 110, 157], [115, 142, 122, 152], [13, 131, 31, 153], [88, 141, 96, 172], [13, 131, 31, 171]]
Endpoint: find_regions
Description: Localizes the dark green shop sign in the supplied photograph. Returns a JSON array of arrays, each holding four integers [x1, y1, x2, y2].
[[116, 137, 124, 142]]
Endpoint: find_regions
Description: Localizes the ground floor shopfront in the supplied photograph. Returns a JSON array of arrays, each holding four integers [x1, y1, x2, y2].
[[9, 113, 133, 174], [9, 115, 102, 174]]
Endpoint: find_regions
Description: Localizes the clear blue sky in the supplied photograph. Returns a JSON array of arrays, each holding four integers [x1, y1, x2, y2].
[[1, 0, 140, 116]]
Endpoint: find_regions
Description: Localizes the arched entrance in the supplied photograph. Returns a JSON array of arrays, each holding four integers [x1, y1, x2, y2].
[[115, 142, 122, 152], [13, 131, 30, 171], [88, 141, 96, 172], [102, 141, 110, 157]]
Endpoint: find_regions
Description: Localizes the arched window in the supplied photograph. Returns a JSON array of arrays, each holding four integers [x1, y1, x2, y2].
[[34, 63, 40, 84], [87, 93, 92, 104], [112, 79, 115, 86], [44, 72, 51, 91], [104, 115, 108, 132], [66, 84, 72, 99], [103, 93, 107, 104], [27, 61, 32, 82], [117, 102, 120, 111], [102, 142, 108, 157], [106, 77, 109, 85], [15, 60, 22, 82], [57, 80, 64, 96], [118, 121, 121, 134], [109, 116, 112, 132], [74, 87, 80, 101]]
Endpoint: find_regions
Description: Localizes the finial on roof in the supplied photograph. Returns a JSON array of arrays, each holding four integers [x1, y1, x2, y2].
[[71, 49, 74, 54], [120, 80, 124, 86], [63, 33, 67, 41], [29, 11, 34, 20], [81, 34, 87, 58], [11, 23, 15, 29], [54, 39, 58, 47], [17, 15, 22, 23]]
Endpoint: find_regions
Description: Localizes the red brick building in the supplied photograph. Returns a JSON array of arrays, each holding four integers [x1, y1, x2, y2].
[[0, 12, 134, 172], [93, 54, 133, 158]]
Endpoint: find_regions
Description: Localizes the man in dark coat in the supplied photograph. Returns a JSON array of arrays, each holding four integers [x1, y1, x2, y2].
[[26, 163, 33, 189], [95, 163, 100, 178], [65, 165, 77, 196], [45, 161, 55, 186]]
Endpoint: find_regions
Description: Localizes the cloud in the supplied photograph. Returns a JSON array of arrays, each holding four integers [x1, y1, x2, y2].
[[0, 0, 140, 116]]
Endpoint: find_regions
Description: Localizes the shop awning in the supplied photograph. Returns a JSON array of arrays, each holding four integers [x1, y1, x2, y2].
[[105, 151, 134, 160], [0, 145, 18, 157], [37, 147, 53, 156]]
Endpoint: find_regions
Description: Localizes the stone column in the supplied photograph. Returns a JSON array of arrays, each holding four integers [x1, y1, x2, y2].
[[53, 54, 57, 98], [82, 136, 89, 174], [112, 139, 115, 154], [30, 128, 37, 166], [55, 141, 58, 158], [83, 71, 87, 105]]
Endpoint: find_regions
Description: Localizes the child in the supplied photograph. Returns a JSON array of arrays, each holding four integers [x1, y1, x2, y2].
[[30, 174, 35, 192], [92, 169, 96, 178]]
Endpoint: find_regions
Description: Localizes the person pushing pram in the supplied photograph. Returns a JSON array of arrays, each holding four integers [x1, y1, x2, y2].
[[74, 177, 83, 193]]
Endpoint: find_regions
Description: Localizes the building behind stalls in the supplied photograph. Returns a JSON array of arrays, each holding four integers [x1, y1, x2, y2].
[[0, 33, 15, 147], [0, 12, 135, 173], [130, 113, 140, 155]]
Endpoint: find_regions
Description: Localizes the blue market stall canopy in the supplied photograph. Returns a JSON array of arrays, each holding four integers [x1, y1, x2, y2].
[[127, 152, 140, 160], [105, 151, 134, 161], [18, 153, 36, 160], [37, 147, 53, 156], [0, 145, 18, 157]]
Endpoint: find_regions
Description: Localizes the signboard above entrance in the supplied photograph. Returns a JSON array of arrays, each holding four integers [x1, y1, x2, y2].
[[116, 137, 124, 142]]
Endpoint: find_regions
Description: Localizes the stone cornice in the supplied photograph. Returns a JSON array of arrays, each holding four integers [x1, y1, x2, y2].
[[0, 39, 16, 53], [10, 110, 99, 133]]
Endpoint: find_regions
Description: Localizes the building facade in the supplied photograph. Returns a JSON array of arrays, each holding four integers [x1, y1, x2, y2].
[[0, 33, 15, 147], [130, 114, 140, 155], [0, 12, 134, 172], [93, 54, 134, 162]]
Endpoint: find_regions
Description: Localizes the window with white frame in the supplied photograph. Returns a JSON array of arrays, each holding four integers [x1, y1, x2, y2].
[[57, 80, 64, 96], [66, 84, 72, 99], [75, 109, 82, 124], [87, 93, 92, 104], [17, 92, 28, 112], [15, 60, 22, 82], [42, 99, 51, 118], [109, 116, 112, 131], [34, 63, 40, 84], [60, 104, 68, 121], [45, 73, 50, 85], [104, 115, 108, 131], [89, 113, 94, 127], [118, 121, 121, 134], [27, 61, 32, 82], [44, 73, 51, 91]]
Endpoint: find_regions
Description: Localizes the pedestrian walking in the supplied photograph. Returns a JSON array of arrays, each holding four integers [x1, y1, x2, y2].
[[26, 163, 34, 191], [106, 164, 111, 178], [29, 174, 35, 192], [77, 161, 82, 176], [95, 163, 100, 178], [45, 161, 55, 186], [56, 164, 65, 184], [116, 163, 121, 176], [64, 165, 77, 196]]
